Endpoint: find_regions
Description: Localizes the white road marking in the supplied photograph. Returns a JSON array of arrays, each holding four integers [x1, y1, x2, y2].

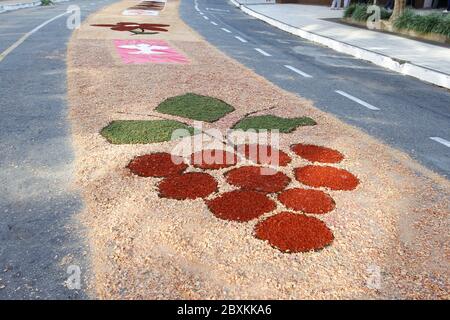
[[254, 48, 271, 56], [0, 11, 69, 63], [210, 21, 218, 26], [335, 90, 380, 111], [199, 12, 204, 15], [284, 65, 312, 78], [430, 137, 450, 148], [221, 28, 231, 33], [234, 36, 247, 43], [203, 16, 209, 20], [206, 8, 230, 12]]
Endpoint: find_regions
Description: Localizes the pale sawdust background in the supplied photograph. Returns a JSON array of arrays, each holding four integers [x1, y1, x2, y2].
[[67, 0, 449, 299]]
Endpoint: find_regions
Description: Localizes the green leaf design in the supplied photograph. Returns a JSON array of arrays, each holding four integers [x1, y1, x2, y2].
[[100, 120, 195, 144], [232, 115, 316, 133], [156, 93, 234, 122]]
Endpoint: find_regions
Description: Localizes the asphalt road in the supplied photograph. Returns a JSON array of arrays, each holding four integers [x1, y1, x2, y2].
[[180, 0, 450, 178], [0, 0, 114, 299]]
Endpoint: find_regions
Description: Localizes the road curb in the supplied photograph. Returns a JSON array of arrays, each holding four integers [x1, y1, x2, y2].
[[229, 0, 450, 90], [0, 0, 69, 13]]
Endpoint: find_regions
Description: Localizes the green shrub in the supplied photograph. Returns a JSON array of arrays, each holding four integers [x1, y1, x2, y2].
[[347, 4, 391, 22], [431, 14, 450, 38], [394, 9, 450, 38], [346, 4, 448, 38], [393, 9, 416, 29], [380, 8, 392, 20], [344, 4, 357, 18], [352, 4, 370, 22], [41, 0, 53, 6], [414, 13, 443, 34]]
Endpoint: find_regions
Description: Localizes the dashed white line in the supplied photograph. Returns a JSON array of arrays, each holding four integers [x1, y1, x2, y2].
[[430, 137, 450, 148], [203, 16, 209, 20], [284, 65, 312, 78], [335, 90, 380, 111], [0, 11, 69, 63], [221, 28, 231, 33], [210, 21, 218, 26], [254, 48, 271, 56], [206, 7, 230, 12], [234, 36, 247, 43], [199, 12, 204, 15]]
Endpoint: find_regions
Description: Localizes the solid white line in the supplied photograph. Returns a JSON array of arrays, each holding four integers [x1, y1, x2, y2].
[[335, 90, 380, 111], [234, 36, 247, 43], [210, 21, 218, 26], [0, 11, 68, 63], [430, 137, 450, 148], [221, 28, 231, 33], [284, 65, 312, 78], [254, 48, 271, 56]]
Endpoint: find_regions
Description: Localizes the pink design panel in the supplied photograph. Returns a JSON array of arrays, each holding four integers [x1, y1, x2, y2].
[[122, 9, 160, 16], [114, 40, 188, 64]]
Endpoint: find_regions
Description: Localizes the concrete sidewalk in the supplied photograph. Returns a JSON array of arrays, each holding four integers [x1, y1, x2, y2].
[[0, 0, 68, 13], [230, 2, 450, 89]]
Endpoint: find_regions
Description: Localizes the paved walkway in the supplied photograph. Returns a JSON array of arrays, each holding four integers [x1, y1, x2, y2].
[[0, 0, 68, 13], [0, 0, 41, 10], [232, 2, 450, 87], [0, 0, 39, 4]]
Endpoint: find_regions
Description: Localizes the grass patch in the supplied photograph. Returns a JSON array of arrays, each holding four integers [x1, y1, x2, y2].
[[232, 115, 316, 133], [101, 120, 195, 144], [156, 93, 234, 122]]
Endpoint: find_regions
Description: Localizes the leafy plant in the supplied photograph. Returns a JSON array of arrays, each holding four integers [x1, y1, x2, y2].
[[431, 14, 450, 38], [346, 4, 391, 22], [380, 8, 392, 20], [352, 4, 370, 22], [41, 0, 53, 6], [394, 9, 450, 37], [344, 4, 357, 18]]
